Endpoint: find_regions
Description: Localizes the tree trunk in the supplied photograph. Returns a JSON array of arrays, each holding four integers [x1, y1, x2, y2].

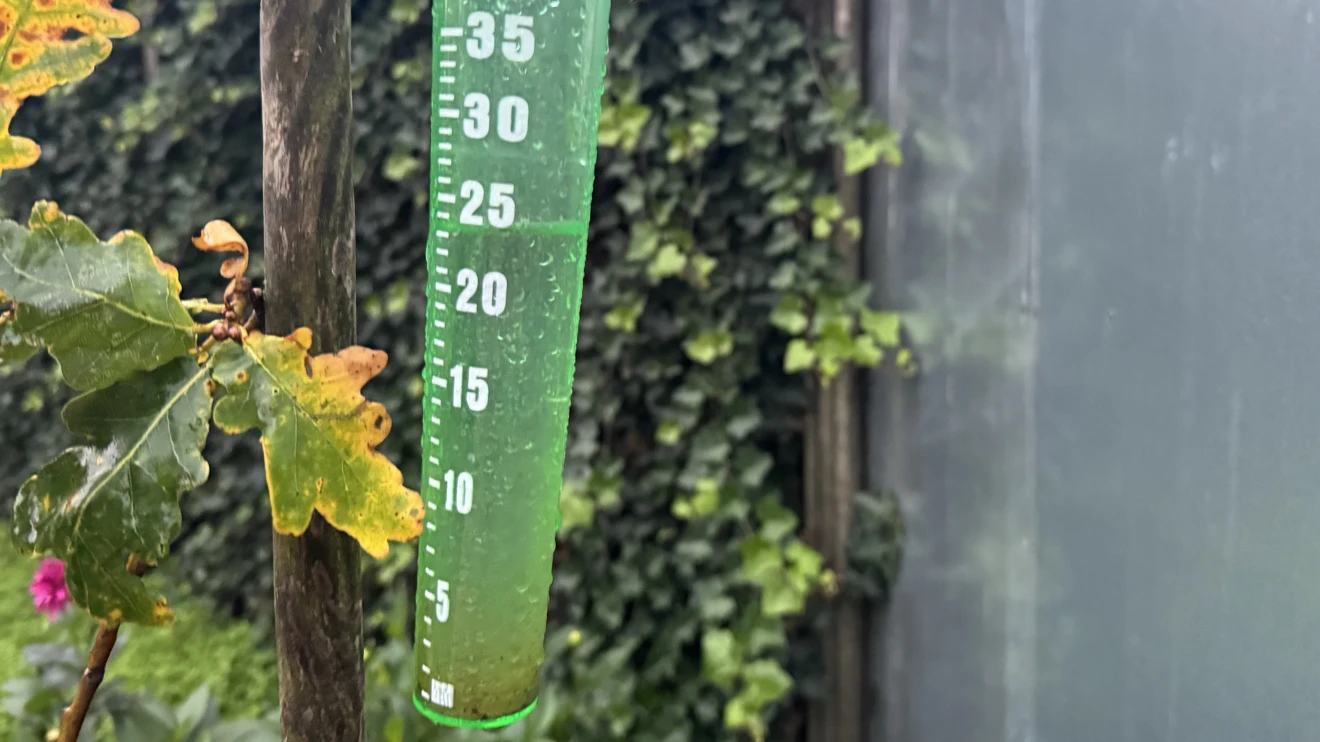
[[258, 0, 362, 740], [793, 0, 870, 741]]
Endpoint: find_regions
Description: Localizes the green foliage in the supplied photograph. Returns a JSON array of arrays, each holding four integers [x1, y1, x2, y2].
[[11, 357, 213, 626], [0, 204, 196, 392], [0, 0, 910, 738], [1, 207, 423, 624], [0, 552, 278, 740]]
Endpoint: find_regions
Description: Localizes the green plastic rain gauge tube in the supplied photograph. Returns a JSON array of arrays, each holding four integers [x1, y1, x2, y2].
[[411, 0, 611, 729]]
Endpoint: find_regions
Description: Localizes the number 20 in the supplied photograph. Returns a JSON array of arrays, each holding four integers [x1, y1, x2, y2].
[[466, 12, 535, 62]]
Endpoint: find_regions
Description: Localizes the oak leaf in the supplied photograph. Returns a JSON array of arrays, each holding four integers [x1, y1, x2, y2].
[[10, 357, 213, 625], [0, 203, 196, 391], [0, 304, 38, 364], [191, 220, 249, 280], [210, 330, 424, 558], [0, 0, 139, 174]]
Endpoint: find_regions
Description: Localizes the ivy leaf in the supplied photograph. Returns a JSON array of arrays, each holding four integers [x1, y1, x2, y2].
[[0, 203, 196, 391], [739, 660, 793, 707], [0, 305, 38, 364], [604, 296, 645, 333], [655, 419, 682, 446], [191, 220, 249, 280], [647, 243, 687, 281], [9, 357, 213, 625], [701, 629, 741, 689], [210, 330, 424, 558], [810, 194, 844, 222], [766, 193, 799, 216], [860, 308, 902, 347], [0, 0, 139, 173], [684, 330, 733, 365], [769, 296, 808, 335], [558, 482, 596, 535], [783, 339, 815, 373]]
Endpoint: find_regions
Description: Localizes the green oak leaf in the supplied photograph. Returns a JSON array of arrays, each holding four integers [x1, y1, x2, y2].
[[10, 356, 213, 624], [0, 203, 196, 391], [0, 306, 39, 364], [210, 329, 424, 558]]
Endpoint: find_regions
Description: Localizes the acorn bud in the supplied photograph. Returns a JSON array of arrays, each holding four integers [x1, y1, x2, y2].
[[211, 324, 229, 341], [228, 326, 243, 341]]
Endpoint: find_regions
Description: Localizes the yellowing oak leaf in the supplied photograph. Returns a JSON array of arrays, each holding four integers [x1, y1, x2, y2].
[[10, 357, 212, 625], [0, 202, 196, 391], [0, 0, 139, 174], [210, 330, 424, 558]]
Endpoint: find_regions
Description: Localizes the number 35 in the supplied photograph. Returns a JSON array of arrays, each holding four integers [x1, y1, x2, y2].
[[466, 12, 535, 63]]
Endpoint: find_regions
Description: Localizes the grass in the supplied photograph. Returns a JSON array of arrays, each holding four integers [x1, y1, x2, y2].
[[0, 546, 279, 737]]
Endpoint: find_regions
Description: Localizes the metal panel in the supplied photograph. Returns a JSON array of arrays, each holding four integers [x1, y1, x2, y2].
[[869, 0, 1320, 739]]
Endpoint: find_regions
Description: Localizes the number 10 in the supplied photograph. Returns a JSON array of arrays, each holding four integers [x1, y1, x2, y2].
[[443, 470, 473, 514]]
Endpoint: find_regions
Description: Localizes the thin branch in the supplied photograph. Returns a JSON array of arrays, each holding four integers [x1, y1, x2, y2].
[[58, 556, 151, 742], [182, 299, 226, 315]]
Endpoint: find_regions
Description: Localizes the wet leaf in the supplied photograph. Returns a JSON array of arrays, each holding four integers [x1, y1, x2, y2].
[[0, 305, 38, 364], [0, 203, 195, 391], [0, 0, 139, 174], [10, 357, 213, 624], [210, 330, 424, 558], [191, 220, 249, 280]]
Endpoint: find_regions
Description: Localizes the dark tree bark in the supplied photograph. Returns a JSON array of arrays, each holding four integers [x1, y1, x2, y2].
[[792, 1, 870, 741], [258, 0, 363, 740]]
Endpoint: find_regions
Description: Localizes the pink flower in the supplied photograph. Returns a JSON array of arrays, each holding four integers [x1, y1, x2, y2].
[[29, 558, 71, 619]]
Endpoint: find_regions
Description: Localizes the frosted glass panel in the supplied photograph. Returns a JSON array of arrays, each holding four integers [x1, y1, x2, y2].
[[868, 1, 1320, 740]]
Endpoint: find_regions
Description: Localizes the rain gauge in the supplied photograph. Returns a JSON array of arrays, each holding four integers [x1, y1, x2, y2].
[[411, 0, 611, 730]]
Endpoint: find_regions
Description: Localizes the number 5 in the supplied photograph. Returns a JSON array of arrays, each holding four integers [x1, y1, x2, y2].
[[488, 183, 515, 228], [435, 580, 450, 622], [503, 15, 534, 62]]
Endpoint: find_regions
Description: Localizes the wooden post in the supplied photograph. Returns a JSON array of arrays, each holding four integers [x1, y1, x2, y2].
[[259, 1, 362, 740], [793, 0, 870, 741]]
